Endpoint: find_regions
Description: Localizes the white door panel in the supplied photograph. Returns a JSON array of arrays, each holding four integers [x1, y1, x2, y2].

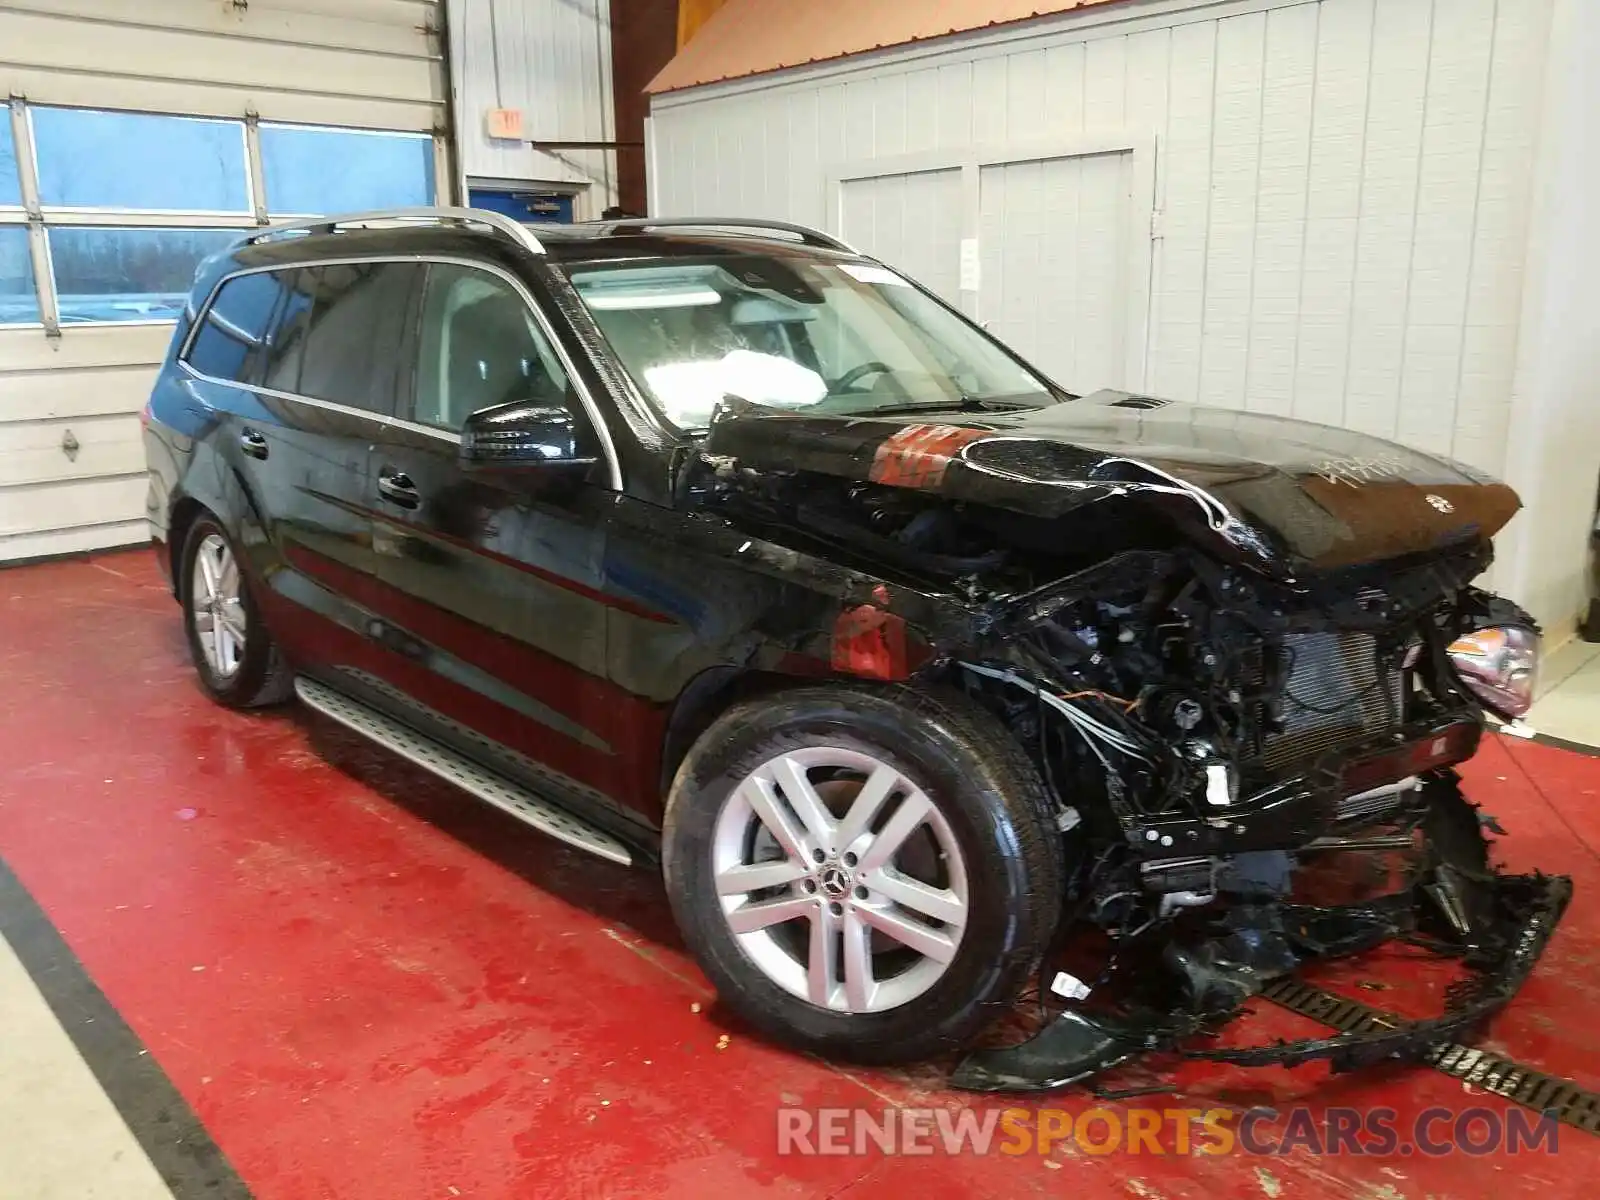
[[839, 168, 964, 303], [978, 150, 1134, 395]]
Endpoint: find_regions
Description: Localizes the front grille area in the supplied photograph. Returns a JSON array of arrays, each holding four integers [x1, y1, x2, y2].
[[1257, 631, 1404, 772]]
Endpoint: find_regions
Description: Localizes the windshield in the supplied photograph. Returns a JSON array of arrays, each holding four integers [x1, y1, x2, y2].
[[560, 255, 1058, 430]]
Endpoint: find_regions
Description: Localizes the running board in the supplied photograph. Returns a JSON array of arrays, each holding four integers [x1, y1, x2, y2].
[[294, 677, 632, 866]]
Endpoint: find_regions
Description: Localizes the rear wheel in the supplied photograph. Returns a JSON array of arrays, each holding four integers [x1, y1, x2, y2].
[[663, 683, 1062, 1064], [181, 516, 292, 709]]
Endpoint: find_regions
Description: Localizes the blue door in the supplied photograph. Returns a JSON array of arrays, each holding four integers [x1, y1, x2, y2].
[[467, 189, 575, 223]]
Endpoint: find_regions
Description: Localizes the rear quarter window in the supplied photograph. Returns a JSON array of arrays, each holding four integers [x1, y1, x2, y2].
[[184, 271, 286, 383]]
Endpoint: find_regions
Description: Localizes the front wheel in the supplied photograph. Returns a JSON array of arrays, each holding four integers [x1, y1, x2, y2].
[[180, 515, 293, 709], [662, 683, 1063, 1064]]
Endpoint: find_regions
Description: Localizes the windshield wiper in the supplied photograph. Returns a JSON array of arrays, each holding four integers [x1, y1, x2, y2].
[[847, 397, 1039, 416]]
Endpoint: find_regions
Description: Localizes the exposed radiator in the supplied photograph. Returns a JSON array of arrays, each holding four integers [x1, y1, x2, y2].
[[1257, 631, 1404, 772]]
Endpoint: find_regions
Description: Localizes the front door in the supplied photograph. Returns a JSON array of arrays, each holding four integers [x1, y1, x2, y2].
[[363, 260, 623, 813]]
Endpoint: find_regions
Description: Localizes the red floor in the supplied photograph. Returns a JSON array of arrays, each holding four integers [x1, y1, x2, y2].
[[3, 547, 1600, 1198]]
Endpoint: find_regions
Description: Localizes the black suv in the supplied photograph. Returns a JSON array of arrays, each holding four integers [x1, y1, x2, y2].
[[144, 208, 1561, 1087]]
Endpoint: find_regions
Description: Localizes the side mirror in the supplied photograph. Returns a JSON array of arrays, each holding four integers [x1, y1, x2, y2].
[[459, 401, 599, 471]]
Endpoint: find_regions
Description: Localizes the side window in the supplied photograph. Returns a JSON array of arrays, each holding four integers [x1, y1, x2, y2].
[[412, 263, 570, 432], [298, 261, 419, 414], [184, 271, 285, 383], [261, 268, 315, 393]]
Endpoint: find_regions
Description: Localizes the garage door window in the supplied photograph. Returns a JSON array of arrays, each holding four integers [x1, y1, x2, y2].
[[0, 228, 39, 325], [0, 120, 19, 207], [51, 227, 240, 324], [260, 125, 434, 215], [1, 102, 439, 330], [1, 116, 31, 324], [31, 108, 249, 213]]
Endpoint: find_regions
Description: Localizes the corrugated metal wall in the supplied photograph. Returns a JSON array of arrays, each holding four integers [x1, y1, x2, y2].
[[649, 0, 1553, 487], [0, 0, 446, 562], [448, 0, 618, 217]]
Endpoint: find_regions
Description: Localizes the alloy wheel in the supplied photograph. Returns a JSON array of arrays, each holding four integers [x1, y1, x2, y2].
[[191, 533, 246, 679], [710, 746, 969, 1013]]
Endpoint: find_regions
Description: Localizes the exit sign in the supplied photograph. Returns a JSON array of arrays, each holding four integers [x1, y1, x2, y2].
[[485, 108, 523, 140]]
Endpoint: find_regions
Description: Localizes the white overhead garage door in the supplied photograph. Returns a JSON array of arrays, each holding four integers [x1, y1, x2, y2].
[[0, 0, 448, 563]]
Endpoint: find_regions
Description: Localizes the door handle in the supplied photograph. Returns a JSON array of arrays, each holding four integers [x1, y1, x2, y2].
[[376, 468, 421, 509], [239, 428, 269, 460]]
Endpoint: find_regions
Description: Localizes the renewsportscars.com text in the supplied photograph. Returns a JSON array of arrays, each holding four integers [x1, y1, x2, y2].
[[777, 1105, 1560, 1157]]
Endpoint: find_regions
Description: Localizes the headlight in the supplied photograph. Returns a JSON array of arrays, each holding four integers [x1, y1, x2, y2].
[[1447, 625, 1540, 717]]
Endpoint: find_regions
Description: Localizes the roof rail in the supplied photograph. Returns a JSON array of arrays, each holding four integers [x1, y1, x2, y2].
[[590, 217, 856, 253], [245, 206, 546, 256]]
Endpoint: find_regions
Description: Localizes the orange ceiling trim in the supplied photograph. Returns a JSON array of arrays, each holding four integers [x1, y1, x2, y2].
[[649, 0, 1134, 94]]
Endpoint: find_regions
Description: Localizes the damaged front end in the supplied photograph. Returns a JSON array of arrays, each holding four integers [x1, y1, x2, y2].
[[951, 783, 1571, 1090], [944, 540, 1567, 1090], [690, 396, 1568, 1092]]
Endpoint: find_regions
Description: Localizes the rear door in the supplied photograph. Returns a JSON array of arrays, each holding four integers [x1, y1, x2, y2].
[[264, 260, 423, 670], [186, 259, 421, 675], [362, 259, 623, 809], [180, 266, 294, 591]]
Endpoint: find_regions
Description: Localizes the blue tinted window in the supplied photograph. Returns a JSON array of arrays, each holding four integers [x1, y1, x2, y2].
[[50, 227, 242, 323], [0, 120, 19, 206], [186, 270, 286, 382], [260, 125, 433, 214], [0, 228, 39, 324], [33, 108, 248, 211], [299, 262, 419, 412]]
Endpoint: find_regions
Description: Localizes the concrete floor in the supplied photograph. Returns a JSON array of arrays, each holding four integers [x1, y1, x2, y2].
[[1528, 638, 1600, 751], [0, 933, 173, 1199], [4, 547, 1600, 1198]]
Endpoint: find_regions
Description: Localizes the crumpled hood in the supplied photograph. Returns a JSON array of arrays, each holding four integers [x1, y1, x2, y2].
[[701, 390, 1521, 575]]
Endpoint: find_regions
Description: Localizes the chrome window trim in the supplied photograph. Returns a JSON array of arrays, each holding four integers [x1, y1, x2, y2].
[[178, 252, 624, 490], [178, 358, 461, 444]]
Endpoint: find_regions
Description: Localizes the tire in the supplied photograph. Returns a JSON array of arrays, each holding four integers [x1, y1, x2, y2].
[[180, 515, 293, 709], [662, 682, 1063, 1065]]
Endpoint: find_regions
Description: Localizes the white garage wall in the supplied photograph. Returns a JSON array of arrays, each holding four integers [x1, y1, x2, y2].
[[649, 0, 1553, 487], [0, 0, 446, 562], [1498, 0, 1600, 636]]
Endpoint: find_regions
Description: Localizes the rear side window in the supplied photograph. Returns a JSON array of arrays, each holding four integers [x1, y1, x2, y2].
[[297, 261, 419, 415], [185, 271, 285, 383], [261, 268, 316, 393]]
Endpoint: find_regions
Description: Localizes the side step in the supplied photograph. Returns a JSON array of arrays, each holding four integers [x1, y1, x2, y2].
[[294, 677, 632, 866]]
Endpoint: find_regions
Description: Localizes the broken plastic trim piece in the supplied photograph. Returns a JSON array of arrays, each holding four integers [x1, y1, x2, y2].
[[950, 1009, 1146, 1092], [1186, 874, 1570, 1073], [949, 871, 1570, 1093]]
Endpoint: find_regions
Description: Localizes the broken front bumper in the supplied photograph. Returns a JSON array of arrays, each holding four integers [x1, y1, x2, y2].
[[951, 783, 1572, 1093]]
